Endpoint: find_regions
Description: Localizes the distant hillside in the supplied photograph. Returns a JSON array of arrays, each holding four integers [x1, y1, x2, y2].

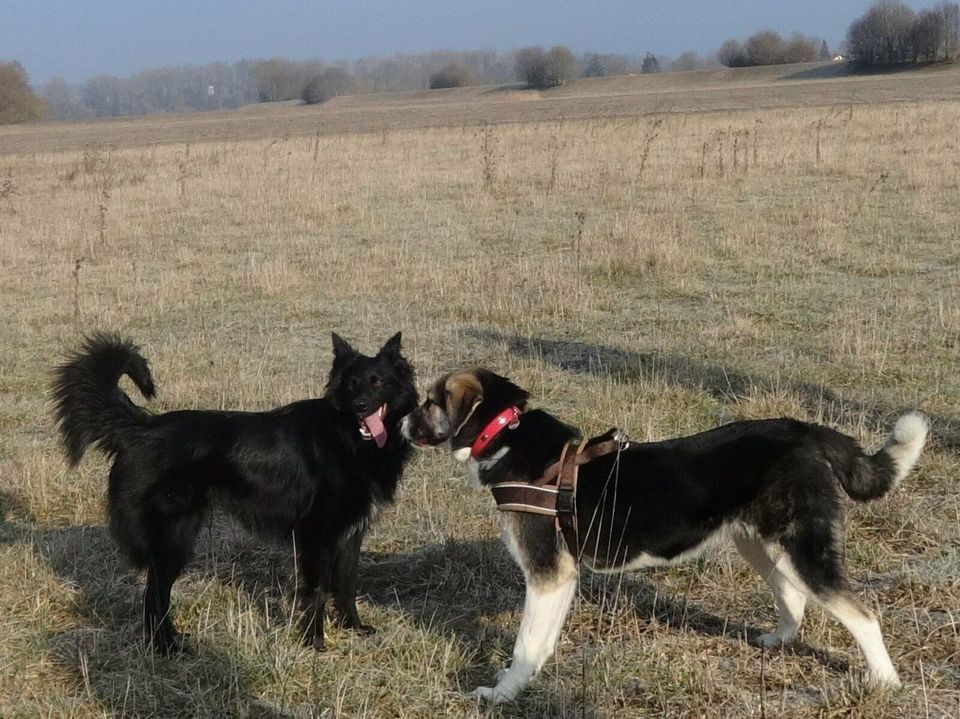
[[2, 60, 958, 154], [324, 60, 958, 106]]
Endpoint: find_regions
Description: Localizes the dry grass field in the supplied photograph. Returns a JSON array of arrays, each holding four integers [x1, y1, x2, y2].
[[1, 65, 960, 717]]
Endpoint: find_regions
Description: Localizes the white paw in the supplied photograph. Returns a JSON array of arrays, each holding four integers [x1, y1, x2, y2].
[[470, 685, 512, 704], [757, 632, 794, 648], [866, 669, 902, 689], [470, 685, 494, 701]]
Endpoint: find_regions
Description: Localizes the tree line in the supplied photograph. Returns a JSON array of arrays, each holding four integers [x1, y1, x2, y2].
[[847, 1, 959, 66], [36, 52, 519, 120], [717, 33, 829, 67], [1, 0, 958, 125], [2, 50, 659, 122]]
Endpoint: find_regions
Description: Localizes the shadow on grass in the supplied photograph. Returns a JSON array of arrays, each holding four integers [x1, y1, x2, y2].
[[362, 537, 521, 647], [778, 63, 855, 81], [0, 490, 298, 718], [2, 481, 855, 717], [465, 328, 959, 450], [482, 83, 534, 94], [779, 60, 956, 81], [578, 571, 849, 674], [359, 535, 850, 712]]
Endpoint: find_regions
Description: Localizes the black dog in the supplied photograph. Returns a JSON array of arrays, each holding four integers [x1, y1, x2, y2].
[[53, 331, 417, 653], [403, 368, 927, 702]]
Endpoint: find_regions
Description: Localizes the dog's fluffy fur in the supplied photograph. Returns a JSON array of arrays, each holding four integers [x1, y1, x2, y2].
[[403, 368, 928, 703], [53, 331, 417, 652]]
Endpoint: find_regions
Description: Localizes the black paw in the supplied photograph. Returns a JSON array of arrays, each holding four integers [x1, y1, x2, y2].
[[303, 632, 327, 652], [169, 633, 195, 655], [354, 623, 376, 636], [333, 609, 375, 635], [147, 631, 193, 656], [339, 619, 376, 635]]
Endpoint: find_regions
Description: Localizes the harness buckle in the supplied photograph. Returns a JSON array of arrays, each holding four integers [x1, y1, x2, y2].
[[556, 488, 576, 515], [613, 429, 630, 450]]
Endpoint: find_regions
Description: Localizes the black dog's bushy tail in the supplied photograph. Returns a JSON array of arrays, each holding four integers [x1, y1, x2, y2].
[[832, 412, 928, 502], [52, 332, 156, 466]]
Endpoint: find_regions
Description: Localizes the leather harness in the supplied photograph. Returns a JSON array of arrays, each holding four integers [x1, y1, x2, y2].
[[489, 429, 629, 559]]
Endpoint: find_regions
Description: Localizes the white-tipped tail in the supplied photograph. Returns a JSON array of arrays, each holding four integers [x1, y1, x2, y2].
[[885, 412, 929, 487]]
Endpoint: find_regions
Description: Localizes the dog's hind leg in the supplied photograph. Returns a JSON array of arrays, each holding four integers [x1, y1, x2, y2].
[[126, 470, 203, 654], [818, 590, 901, 687], [733, 533, 807, 648], [332, 529, 373, 633], [472, 554, 578, 704], [786, 533, 901, 687], [143, 548, 192, 654]]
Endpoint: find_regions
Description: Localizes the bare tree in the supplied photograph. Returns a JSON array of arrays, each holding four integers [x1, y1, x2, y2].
[[911, 9, 945, 60], [847, 1, 916, 66], [515, 46, 547, 88], [718, 39, 748, 67], [641, 52, 661, 73], [745, 30, 785, 65], [671, 51, 702, 71], [582, 53, 605, 77], [544, 46, 577, 86], [782, 34, 821, 63], [581, 53, 638, 76], [302, 68, 355, 103], [41, 76, 86, 120], [251, 58, 321, 102], [939, 2, 960, 58], [428, 63, 473, 89], [847, 14, 874, 63], [81, 74, 127, 117]]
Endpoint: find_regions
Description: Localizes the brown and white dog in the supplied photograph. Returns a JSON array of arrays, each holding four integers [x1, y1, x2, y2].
[[401, 367, 927, 704]]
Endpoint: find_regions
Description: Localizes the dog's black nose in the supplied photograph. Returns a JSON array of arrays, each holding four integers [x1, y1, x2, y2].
[[354, 401, 368, 414]]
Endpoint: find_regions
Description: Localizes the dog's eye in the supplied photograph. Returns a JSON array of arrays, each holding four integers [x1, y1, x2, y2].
[[347, 377, 359, 392], [370, 375, 382, 388]]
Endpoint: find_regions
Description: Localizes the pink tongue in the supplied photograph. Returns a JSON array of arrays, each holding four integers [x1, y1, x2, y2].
[[362, 409, 387, 448]]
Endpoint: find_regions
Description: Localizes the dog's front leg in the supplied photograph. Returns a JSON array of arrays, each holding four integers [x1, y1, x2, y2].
[[333, 529, 374, 633], [294, 529, 333, 651], [473, 569, 578, 704]]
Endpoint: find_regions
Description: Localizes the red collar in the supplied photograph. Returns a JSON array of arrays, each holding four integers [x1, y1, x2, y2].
[[470, 406, 522, 458]]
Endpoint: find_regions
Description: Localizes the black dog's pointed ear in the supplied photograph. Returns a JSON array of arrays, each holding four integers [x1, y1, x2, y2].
[[378, 332, 402, 360], [331, 332, 357, 361]]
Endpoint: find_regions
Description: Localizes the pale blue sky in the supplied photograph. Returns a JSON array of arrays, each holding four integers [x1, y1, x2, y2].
[[0, 0, 935, 85]]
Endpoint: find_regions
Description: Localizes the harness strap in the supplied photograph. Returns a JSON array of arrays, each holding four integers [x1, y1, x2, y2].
[[556, 438, 587, 559], [490, 483, 558, 515], [535, 438, 622, 486], [489, 429, 629, 560]]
